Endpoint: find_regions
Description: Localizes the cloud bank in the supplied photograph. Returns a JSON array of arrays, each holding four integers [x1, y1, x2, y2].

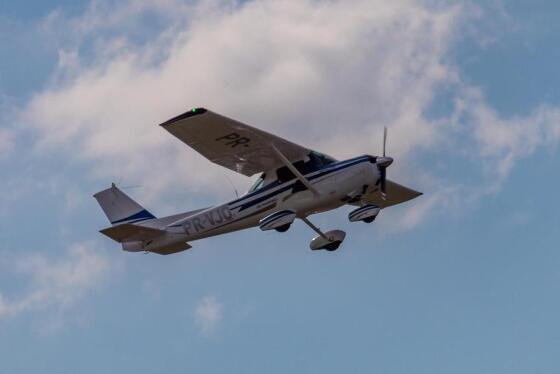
[[18, 0, 560, 223], [1, 0, 559, 333]]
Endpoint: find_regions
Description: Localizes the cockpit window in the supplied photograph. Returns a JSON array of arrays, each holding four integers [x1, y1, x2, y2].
[[275, 152, 336, 183], [248, 173, 266, 192], [309, 151, 336, 168], [248, 153, 337, 190]]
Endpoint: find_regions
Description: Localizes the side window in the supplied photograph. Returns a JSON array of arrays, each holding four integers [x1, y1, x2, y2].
[[310, 152, 335, 168], [276, 166, 296, 183], [248, 173, 266, 192], [275, 152, 335, 183]]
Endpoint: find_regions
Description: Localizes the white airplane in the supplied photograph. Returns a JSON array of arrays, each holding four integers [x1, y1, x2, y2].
[[94, 108, 422, 254]]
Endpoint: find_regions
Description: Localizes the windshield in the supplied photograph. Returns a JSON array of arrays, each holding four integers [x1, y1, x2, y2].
[[248, 173, 266, 193], [276, 152, 337, 183], [247, 153, 336, 192]]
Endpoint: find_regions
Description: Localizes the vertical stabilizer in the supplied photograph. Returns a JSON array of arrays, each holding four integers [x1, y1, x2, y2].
[[93, 184, 155, 225]]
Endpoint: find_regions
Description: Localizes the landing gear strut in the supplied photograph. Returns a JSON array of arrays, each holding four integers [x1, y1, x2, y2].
[[300, 217, 346, 251]]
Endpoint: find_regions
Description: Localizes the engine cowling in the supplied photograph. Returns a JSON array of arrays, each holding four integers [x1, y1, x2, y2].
[[259, 210, 296, 231], [348, 204, 380, 223]]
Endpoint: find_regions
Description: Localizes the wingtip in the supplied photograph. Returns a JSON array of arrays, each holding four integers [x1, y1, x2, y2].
[[158, 107, 207, 127], [412, 191, 423, 199]]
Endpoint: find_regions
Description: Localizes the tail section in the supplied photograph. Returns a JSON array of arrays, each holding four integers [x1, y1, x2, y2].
[[94, 184, 193, 255], [99, 223, 191, 255], [93, 183, 156, 225]]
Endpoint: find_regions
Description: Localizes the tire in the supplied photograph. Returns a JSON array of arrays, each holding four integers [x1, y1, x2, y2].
[[275, 224, 291, 233], [323, 241, 341, 251]]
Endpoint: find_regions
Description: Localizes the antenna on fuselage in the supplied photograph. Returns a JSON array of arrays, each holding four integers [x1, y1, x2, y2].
[[225, 175, 239, 198], [115, 176, 142, 190]]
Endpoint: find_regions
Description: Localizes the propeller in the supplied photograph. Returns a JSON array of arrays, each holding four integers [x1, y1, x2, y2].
[[376, 127, 393, 200], [383, 126, 387, 157]]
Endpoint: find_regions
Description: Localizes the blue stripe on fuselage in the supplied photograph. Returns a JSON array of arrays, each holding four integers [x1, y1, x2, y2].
[[229, 155, 372, 212]]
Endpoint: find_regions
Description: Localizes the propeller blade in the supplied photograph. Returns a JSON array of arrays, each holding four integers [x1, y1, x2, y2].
[[380, 168, 387, 200], [378, 127, 389, 200], [383, 127, 387, 157]]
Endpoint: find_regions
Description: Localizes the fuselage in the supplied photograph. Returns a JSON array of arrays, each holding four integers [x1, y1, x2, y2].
[[150, 155, 381, 245]]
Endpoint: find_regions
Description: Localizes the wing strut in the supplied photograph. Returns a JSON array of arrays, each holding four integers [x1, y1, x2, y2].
[[271, 144, 320, 196]]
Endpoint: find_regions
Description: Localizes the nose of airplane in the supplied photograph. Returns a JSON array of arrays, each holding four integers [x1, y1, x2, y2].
[[375, 156, 393, 200]]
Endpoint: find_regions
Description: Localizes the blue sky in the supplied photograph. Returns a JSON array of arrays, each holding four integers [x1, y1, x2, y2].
[[1, 1, 560, 373]]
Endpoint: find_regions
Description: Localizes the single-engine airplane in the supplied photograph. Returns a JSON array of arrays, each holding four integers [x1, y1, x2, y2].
[[94, 108, 422, 254]]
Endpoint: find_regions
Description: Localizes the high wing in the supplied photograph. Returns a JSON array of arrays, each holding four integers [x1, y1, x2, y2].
[[159, 108, 316, 176], [361, 180, 422, 208]]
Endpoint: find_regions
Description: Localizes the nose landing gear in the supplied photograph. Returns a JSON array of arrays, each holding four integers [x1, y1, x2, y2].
[[300, 217, 346, 251]]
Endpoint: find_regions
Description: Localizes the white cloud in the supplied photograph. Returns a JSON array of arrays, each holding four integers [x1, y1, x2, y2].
[[0, 243, 110, 324], [194, 296, 222, 336], [23, 0, 461, 196], [18, 0, 560, 226], [456, 86, 560, 182]]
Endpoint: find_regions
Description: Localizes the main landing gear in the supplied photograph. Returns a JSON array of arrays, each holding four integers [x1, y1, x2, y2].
[[300, 217, 346, 251]]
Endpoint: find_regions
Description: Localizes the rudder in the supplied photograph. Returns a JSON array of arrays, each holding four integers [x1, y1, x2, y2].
[[93, 183, 155, 225]]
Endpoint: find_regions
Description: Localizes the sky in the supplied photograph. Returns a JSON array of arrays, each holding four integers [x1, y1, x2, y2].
[[0, 0, 559, 373]]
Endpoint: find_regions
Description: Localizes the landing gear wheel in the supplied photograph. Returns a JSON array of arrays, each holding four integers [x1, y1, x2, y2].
[[323, 241, 342, 251], [363, 216, 376, 223], [309, 230, 346, 251], [300, 217, 346, 251]]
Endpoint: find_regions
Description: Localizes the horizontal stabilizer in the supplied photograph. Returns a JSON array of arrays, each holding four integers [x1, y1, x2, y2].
[[100, 224, 165, 243], [149, 242, 192, 255]]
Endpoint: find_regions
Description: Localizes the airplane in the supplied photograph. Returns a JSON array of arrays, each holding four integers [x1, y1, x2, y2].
[[94, 107, 422, 254]]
